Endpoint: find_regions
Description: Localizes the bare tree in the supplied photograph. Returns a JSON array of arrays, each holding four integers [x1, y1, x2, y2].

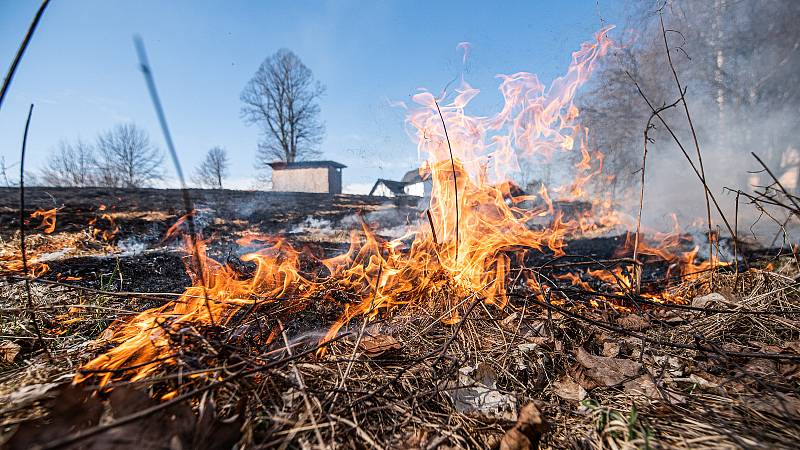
[[95, 123, 163, 188], [192, 146, 229, 189], [240, 49, 325, 169], [39, 138, 96, 187]]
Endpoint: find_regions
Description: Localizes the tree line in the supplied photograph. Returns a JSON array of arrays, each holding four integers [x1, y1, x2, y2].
[[36, 123, 230, 189], [27, 48, 324, 190]]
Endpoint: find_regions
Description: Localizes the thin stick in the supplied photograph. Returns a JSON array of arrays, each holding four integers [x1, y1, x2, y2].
[[18, 103, 50, 359], [660, 14, 715, 286], [734, 190, 740, 284], [425, 209, 438, 245], [751, 152, 800, 213], [626, 73, 735, 239], [134, 37, 215, 326], [0, 0, 50, 111], [633, 97, 680, 292], [433, 99, 459, 262]]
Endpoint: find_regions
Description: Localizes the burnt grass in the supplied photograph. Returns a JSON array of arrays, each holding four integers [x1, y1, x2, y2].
[[0, 186, 674, 296]]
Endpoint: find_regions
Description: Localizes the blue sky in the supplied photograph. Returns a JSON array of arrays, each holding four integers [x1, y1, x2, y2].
[[0, 0, 623, 192]]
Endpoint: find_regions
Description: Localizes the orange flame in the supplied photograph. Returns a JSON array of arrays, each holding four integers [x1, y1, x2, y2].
[[76, 27, 718, 384], [88, 204, 120, 242], [31, 208, 57, 234]]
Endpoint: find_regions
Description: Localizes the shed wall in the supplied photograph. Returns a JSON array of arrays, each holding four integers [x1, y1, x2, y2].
[[272, 167, 330, 193]]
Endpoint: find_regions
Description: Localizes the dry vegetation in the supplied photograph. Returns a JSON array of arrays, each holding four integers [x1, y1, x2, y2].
[[0, 190, 799, 449]]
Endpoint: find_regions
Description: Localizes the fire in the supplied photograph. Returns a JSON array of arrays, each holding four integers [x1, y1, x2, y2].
[[77, 27, 721, 384], [88, 204, 120, 242], [0, 208, 60, 277], [31, 208, 57, 234]]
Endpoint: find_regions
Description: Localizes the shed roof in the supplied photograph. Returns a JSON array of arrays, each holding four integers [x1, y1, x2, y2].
[[369, 179, 408, 196], [268, 160, 346, 170]]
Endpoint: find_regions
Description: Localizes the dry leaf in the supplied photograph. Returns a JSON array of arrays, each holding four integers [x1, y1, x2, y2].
[[617, 314, 650, 331], [499, 403, 547, 450], [602, 341, 620, 358], [691, 292, 727, 309], [443, 363, 517, 420], [623, 376, 685, 404], [5, 384, 104, 450], [575, 347, 641, 387], [500, 312, 519, 331], [0, 340, 21, 362], [6, 385, 242, 450], [1, 382, 62, 413], [552, 376, 586, 401], [359, 333, 402, 357], [743, 358, 777, 377]]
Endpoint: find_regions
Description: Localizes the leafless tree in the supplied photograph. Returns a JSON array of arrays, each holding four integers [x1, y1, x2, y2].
[[192, 146, 229, 189], [95, 123, 163, 188], [240, 49, 325, 169], [39, 138, 96, 187]]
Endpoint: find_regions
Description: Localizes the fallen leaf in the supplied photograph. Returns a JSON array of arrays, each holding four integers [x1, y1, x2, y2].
[[552, 376, 586, 401], [5, 385, 242, 450], [5, 384, 104, 450], [499, 402, 547, 450], [359, 333, 402, 358], [192, 392, 243, 450], [743, 358, 777, 377], [750, 341, 782, 354], [1, 382, 62, 413], [443, 363, 517, 421], [623, 376, 685, 404], [575, 347, 641, 387], [691, 292, 727, 309], [601, 341, 620, 358], [617, 314, 650, 331], [0, 340, 21, 362], [500, 312, 519, 331]]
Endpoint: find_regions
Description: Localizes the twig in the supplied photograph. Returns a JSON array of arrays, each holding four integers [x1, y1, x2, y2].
[[734, 190, 740, 284], [633, 96, 681, 292], [0, 0, 50, 110], [626, 73, 735, 240], [660, 14, 715, 287], [433, 99, 459, 262], [426, 209, 439, 245], [18, 103, 50, 360], [134, 37, 215, 326], [751, 152, 800, 213]]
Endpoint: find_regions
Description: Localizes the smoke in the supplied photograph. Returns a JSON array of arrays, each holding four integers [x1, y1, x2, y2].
[[577, 0, 800, 243]]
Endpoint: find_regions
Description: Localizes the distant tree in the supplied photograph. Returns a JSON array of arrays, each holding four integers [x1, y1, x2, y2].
[[240, 49, 325, 168], [95, 123, 163, 188], [39, 139, 96, 187], [192, 146, 229, 189]]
